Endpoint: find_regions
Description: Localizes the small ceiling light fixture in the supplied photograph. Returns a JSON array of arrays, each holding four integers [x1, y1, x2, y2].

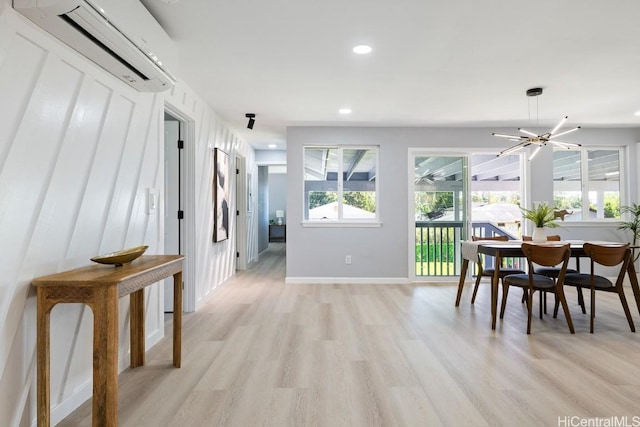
[[339, 108, 352, 115], [635, 111, 640, 116], [268, 144, 277, 149], [245, 113, 255, 129], [493, 87, 581, 160], [352, 44, 372, 54]]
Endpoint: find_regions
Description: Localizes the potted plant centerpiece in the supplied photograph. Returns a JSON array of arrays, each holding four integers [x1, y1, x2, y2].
[[520, 202, 560, 242]]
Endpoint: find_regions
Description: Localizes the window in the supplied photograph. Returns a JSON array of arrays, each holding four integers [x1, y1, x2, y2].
[[304, 146, 378, 222], [553, 147, 622, 220]]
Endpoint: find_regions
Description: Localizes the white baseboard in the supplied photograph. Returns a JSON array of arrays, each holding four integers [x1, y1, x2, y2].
[[45, 326, 164, 426], [285, 277, 410, 284]]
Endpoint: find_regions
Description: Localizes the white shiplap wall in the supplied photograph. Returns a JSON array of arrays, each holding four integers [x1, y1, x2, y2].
[[0, 3, 257, 425]]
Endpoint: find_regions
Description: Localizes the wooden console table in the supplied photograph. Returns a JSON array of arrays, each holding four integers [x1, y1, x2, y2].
[[32, 255, 185, 427]]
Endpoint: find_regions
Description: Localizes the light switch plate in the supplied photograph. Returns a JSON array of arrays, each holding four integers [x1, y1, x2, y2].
[[146, 188, 158, 214]]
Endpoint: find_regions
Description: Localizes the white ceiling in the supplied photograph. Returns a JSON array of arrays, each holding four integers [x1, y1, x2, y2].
[[141, 0, 640, 150]]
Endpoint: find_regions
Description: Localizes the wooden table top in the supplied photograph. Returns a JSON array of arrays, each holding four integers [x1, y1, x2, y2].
[[32, 255, 185, 288]]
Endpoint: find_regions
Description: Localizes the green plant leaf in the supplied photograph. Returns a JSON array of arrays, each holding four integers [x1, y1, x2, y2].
[[520, 202, 560, 228]]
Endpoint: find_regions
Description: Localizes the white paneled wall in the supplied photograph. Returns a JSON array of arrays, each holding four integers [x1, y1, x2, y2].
[[0, 4, 257, 425]]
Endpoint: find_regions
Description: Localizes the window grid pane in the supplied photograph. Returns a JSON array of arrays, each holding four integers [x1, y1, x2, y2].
[[553, 147, 621, 220], [304, 146, 378, 221]]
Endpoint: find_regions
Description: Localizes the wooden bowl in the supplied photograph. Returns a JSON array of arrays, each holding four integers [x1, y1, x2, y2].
[[90, 245, 148, 267]]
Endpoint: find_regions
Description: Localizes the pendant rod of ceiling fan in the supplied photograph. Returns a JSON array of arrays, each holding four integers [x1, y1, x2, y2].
[[530, 94, 540, 134]]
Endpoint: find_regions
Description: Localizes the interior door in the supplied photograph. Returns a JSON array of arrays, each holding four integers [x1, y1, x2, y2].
[[164, 115, 182, 311]]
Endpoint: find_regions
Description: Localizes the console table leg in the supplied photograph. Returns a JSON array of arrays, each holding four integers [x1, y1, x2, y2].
[[91, 286, 118, 427], [173, 271, 182, 368], [37, 292, 51, 427], [130, 289, 145, 367]]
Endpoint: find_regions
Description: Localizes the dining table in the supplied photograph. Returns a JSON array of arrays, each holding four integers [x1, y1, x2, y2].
[[456, 240, 640, 330]]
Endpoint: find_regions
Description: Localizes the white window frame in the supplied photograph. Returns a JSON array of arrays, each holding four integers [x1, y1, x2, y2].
[[553, 146, 626, 221], [302, 145, 380, 227]]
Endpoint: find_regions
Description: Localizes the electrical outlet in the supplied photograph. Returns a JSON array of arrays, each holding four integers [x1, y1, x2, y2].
[[345, 255, 352, 264]]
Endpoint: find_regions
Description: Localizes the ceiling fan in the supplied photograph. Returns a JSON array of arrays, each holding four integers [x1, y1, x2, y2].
[[493, 88, 581, 159]]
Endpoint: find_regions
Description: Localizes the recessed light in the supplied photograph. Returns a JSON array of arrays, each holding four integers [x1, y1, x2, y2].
[[339, 108, 352, 115], [352, 45, 372, 54], [635, 111, 640, 116], [268, 144, 277, 149]]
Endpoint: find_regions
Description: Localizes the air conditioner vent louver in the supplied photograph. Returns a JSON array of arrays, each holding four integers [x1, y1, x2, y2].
[[13, 0, 178, 92], [59, 14, 150, 82]]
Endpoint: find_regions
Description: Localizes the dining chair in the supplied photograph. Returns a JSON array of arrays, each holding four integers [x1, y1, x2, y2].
[[520, 235, 582, 313], [500, 242, 574, 334], [559, 243, 635, 333], [470, 236, 525, 304]]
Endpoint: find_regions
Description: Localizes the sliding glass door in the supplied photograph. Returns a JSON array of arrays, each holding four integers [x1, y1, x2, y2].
[[412, 153, 468, 278]]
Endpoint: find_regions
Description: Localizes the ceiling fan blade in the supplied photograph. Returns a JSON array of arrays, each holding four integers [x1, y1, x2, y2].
[[529, 145, 544, 160], [518, 128, 538, 138], [550, 116, 568, 136], [498, 141, 529, 157], [550, 126, 581, 138], [492, 133, 526, 140], [550, 140, 582, 148]]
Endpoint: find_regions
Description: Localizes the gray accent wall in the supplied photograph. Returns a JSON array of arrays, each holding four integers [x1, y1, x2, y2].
[[286, 126, 640, 282], [269, 171, 287, 223]]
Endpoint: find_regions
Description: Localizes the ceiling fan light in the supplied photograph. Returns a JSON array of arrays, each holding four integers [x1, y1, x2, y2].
[[518, 128, 538, 138], [493, 90, 580, 156], [529, 145, 544, 160], [498, 143, 526, 157], [550, 116, 569, 136], [493, 133, 523, 139], [551, 140, 582, 147], [551, 126, 581, 138]]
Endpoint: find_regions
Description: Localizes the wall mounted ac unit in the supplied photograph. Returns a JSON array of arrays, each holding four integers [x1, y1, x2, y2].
[[13, 0, 179, 92]]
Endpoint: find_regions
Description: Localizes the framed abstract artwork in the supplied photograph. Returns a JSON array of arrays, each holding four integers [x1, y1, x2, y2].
[[213, 148, 230, 242]]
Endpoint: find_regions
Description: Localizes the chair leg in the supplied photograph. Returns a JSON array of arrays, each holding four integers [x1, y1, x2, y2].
[[557, 286, 575, 334], [526, 289, 533, 334], [590, 288, 596, 333], [471, 274, 482, 304], [499, 283, 510, 319], [577, 287, 586, 314], [455, 259, 469, 307], [617, 288, 636, 333], [539, 291, 544, 319]]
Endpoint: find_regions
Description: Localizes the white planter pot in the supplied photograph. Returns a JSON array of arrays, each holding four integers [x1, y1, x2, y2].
[[532, 227, 546, 242]]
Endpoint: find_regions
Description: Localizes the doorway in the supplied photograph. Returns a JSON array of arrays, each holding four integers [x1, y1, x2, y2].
[[163, 112, 183, 312], [236, 155, 248, 270]]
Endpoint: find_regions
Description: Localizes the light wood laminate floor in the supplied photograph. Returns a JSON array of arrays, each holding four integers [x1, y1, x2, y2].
[[61, 243, 640, 426]]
